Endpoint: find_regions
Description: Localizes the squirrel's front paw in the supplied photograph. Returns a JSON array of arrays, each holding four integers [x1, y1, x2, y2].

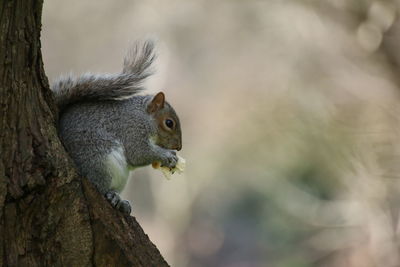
[[105, 191, 132, 215], [160, 150, 178, 169]]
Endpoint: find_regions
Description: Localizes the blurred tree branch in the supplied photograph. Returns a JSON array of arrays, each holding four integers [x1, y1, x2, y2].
[[0, 0, 168, 265]]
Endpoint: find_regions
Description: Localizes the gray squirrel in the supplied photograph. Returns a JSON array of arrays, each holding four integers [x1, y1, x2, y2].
[[52, 41, 182, 214]]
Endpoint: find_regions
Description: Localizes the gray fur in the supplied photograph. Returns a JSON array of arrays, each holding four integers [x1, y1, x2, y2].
[[58, 97, 179, 194], [52, 40, 182, 214], [52, 40, 156, 111]]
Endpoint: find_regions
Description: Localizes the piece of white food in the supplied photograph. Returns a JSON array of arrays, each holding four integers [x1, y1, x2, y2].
[[152, 155, 186, 180]]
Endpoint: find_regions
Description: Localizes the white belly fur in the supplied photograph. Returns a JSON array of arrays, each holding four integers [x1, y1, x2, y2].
[[107, 146, 130, 193]]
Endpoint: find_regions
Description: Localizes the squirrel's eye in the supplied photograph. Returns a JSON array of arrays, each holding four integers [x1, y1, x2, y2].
[[165, 119, 174, 129]]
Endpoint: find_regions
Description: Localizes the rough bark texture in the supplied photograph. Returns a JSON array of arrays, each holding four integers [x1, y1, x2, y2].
[[0, 1, 169, 266]]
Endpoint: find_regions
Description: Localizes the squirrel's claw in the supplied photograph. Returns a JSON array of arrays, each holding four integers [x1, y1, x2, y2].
[[117, 200, 132, 214], [105, 191, 132, 215], [160, 150, 178, 169]]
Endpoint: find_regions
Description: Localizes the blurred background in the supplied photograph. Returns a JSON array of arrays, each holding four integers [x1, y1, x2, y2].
[[43, 1, 400, 266]]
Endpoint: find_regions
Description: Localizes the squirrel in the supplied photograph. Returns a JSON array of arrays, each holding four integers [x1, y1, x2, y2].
[[51, 41, 182, 214]]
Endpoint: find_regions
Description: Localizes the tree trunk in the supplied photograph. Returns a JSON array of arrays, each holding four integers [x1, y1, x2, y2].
[[0, 1, 169, 266]]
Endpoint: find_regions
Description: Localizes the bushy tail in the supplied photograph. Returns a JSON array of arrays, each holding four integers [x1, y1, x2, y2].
[[51, 40, 156, 111]]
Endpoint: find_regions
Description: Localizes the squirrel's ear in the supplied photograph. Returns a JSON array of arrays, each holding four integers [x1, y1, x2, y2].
[[147, 92, 165, 113]]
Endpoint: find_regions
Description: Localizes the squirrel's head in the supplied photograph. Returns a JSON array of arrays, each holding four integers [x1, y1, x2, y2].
[[147, 92, 182, 151]]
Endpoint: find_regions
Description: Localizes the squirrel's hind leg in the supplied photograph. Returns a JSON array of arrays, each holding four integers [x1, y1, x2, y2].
[[105, 191, 132, 214]]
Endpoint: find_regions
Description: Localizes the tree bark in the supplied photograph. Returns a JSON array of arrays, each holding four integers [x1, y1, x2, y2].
[[0, 1, 169, 266]]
